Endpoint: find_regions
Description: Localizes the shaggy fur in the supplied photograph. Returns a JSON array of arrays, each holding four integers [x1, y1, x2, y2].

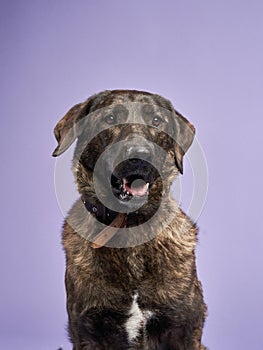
[[53, 90, 207, 349]]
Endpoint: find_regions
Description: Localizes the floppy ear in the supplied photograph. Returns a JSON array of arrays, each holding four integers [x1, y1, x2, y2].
[[52, 96, 96, 157], [172, 109, 195, 174], [52, 103, 83, 157]]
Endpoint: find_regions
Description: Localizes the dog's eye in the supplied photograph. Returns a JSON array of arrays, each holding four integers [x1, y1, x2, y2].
[[104, 114, 117, 125], [152, 116, 163, 127]]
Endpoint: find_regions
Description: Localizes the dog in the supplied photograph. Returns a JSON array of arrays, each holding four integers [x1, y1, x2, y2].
[[52, 90, 207, 349]]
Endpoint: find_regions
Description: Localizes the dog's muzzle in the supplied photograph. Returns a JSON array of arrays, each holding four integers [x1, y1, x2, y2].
[[107, 137, 158, 203]]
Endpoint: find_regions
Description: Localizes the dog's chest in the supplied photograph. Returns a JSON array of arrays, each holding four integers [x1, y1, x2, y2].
[[100, 249, 146, 286]]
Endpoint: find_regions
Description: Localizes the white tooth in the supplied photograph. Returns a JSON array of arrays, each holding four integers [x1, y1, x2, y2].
[[146, 183, 149, 188]]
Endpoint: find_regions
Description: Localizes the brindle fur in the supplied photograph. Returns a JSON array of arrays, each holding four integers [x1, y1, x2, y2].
[[53, 90, 207, 349]]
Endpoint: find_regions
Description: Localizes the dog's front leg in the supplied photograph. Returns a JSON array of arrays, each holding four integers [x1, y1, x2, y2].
[[73, 307, 131, 350], [143, 311, 206, 350]]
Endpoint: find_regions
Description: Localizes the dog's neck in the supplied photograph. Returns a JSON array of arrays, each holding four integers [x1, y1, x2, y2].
[[81, 195, 162, 227], [81, 190, 176, 249]]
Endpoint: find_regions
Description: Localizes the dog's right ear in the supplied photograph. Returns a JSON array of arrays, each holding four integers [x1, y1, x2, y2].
[[52, 103, 83, 157], [52, 96, 96, 157]]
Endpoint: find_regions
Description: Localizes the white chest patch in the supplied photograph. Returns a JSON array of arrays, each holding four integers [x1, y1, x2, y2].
[[125, 293, 144, 342]]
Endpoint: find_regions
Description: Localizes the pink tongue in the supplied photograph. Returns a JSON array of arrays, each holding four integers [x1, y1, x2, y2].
[[124, 179, 148, 196]]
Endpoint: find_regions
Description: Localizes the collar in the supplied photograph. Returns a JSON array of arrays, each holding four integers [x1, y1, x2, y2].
[[82, 197, 127, 248], [82, 197, 118, 225]]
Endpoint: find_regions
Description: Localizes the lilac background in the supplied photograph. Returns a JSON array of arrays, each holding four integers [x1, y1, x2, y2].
[[1, 1, 263, 349]]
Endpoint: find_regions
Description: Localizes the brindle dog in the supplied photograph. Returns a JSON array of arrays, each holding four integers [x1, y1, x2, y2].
[[52, 90, 207, 350]]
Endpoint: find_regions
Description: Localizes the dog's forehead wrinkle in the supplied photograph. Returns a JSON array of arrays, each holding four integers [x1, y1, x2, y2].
[[91, 100, 167, 117], [141, 104, 156, 116], [84, 101, 175, 134], [111, 104, 129, 117], [111, 102, 145, 124], [95, 91, 157, 105]]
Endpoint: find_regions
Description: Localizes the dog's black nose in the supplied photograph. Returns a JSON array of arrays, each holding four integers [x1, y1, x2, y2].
[[126, 145, 152, 162]]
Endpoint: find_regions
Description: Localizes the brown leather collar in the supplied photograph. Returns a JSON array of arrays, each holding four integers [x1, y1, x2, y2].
[[90, 212, 127, 248], [82, 197, 127, 248]]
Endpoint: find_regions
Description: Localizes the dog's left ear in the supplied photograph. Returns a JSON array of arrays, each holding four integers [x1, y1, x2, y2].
[[172, 109, 195, 174], [52, 96, 95, 157]]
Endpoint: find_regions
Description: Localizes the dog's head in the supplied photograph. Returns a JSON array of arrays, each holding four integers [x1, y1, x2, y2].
[[53, 90, 195, 212]]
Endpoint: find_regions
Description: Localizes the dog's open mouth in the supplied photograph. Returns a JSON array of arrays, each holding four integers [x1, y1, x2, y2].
[[123, 176, 149, 197], [110, 158, 160, 204], [111, 174, 150, 201]]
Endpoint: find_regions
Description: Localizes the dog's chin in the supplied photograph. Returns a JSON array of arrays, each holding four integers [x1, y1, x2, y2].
[[119, 195, 148, 211]]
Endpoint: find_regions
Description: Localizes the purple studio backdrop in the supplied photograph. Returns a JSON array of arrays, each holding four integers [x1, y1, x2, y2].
[[1, 1, 263, 349]]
